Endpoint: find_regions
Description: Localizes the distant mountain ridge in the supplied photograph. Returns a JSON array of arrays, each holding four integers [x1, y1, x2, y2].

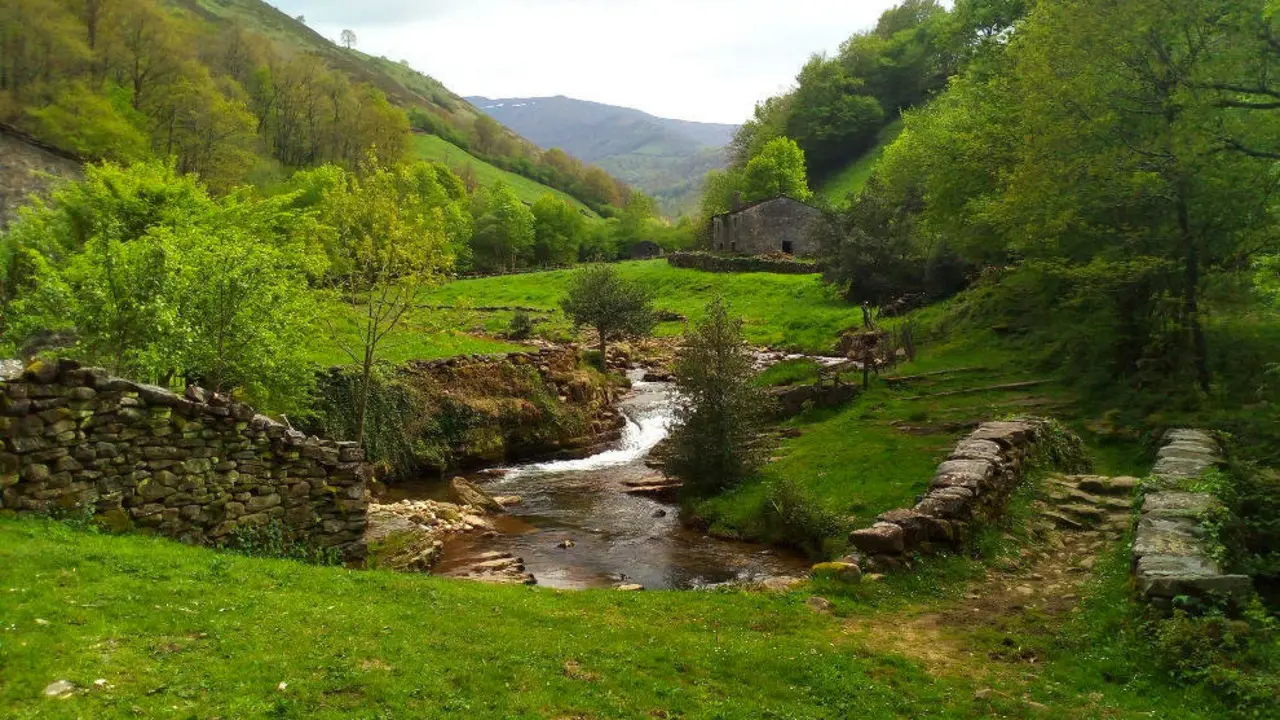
[[467, 96, 738, 215]]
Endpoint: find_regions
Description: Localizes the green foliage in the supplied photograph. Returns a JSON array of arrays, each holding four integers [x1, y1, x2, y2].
[[25, 82, 149, 163], [741, 137, 814, 204], [785, 57, 886, 176], [506, 309, 535, 340], [560, 264, 655, 355], [668, 297, 771, 496], [530, 193, 583, 266], [224, 519, 343, 566], [753, 358, 821, 388], [760, 477, 850, 559], [469, 184, 536, 273], [1151, 605, 1280, 716], [1, 161, 319, 412]]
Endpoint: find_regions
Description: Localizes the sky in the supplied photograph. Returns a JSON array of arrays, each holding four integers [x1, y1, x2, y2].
[[269, 0, 903, 125]]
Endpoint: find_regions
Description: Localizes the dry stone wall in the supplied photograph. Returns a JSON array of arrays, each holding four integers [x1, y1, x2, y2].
[[1133, 429, 1253, 609], [666, 252, 820, 275], [849, 418, 1048, 570], [1, 359, 369, 558]]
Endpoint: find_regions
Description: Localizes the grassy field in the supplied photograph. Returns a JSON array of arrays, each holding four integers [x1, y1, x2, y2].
[[0, 516, 1241, 719], [815, 120, 905, 208], [412, 134, 597, 215], [307, 261, 865, 368], [421, 260, 862, 352], [698, 327, 1150, 553]]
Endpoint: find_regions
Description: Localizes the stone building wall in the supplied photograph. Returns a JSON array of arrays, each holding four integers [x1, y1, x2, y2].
[[711, 197, 824, 257], [1, 359, 369, 558], [0, 126, 82, 229], [849, 418, 1048, 570], [666, 251, 820, 275]]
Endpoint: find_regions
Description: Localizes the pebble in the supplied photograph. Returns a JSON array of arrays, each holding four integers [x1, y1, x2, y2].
[[557, 539, 576, 549], [805, 596, 834, 613]]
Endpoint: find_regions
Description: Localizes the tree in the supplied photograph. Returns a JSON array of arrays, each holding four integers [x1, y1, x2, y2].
[[319, 163, 454, 445], [666, 297, 769, 496], [741, 137, 813, 203], [471, 183, 534, 272], [785, 55, 885, 175], [560, 264, 655, 359], [340, 29, 356, 50], [531, 194, 583, 266]]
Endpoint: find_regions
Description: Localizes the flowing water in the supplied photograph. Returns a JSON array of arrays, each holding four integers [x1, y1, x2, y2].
[[430, 371, 809, 589]]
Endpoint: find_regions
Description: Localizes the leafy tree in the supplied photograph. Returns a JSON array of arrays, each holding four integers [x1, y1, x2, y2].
[[531, 194, 584, 266], [1, 161, 320, 411], [666, 297, 769, 496], [471, 183, 535, 272], [318, 163, 454, 444], [741, 137, 813, 203], [786, 56, 885, 175], [25, 82, 149, 162], [560, 264, 655, 358]]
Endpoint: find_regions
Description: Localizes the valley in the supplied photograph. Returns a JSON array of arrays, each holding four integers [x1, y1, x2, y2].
[[2, 0, 1279, 717]]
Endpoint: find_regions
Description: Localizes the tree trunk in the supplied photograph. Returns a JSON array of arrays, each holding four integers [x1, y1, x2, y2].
[[597, 328, 607, 366], [1177, 191, 1211, 393], [355, 347, 374, 447]]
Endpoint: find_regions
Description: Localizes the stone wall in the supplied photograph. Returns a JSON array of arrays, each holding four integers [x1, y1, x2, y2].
[[1133, 429, 1253, 609], [0, 125, 82, 229], [1, 359, 369, 558], [848, 418, 1048, 570], [667, 251, 820, 275], [711, 197, 824, 257]]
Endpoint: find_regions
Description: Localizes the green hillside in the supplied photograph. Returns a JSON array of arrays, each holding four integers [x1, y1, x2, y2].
[[412, 134, 597, 216], [815, 119, 904, 207]]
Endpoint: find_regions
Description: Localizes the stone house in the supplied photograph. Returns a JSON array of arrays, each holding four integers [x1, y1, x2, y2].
[[629, 240, 663, 259], [711, 196, 824, 257]]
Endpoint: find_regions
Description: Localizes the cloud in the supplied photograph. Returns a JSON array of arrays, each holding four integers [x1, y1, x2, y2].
[[271, 0, 898, 123]]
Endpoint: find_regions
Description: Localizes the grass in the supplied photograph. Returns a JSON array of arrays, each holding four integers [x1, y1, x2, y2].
[[307, 301, 527, 368], [699, 330, 1148, 553], [0, 516, 1242, 719], [815, 119, 905, 208], [412, 134, 597, 215], [420, 260, 864, 353]]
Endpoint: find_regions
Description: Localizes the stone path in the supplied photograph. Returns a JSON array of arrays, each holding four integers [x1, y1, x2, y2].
[[1133, 429, 1253, 608], [848, 472, 1137, 678]]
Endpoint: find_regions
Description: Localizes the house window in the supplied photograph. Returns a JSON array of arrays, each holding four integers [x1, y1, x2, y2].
[[782, 240, 794, 255]]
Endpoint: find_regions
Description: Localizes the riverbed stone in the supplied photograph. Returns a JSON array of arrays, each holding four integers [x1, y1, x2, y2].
[[849, 522, 905, 555]]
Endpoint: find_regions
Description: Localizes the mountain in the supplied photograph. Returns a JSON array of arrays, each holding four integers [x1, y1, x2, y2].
[[467, 96, 739, 215]]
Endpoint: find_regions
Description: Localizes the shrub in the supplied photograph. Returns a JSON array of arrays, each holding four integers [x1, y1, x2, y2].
[[1151, 605, 1280, 716], [507, 309, 535, 340], [760, 477, 849, 559]]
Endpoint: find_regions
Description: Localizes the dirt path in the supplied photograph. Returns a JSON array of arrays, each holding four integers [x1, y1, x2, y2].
[[845, 474, 1137, 677]]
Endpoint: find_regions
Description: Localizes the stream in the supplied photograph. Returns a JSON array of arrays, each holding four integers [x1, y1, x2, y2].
[[428, 370, 810, 589]]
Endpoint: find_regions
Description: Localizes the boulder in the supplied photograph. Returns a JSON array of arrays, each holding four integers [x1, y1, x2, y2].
[[811, 561, 862, 583], [849, 522, 905, 555], [448, 478, 505, 514]]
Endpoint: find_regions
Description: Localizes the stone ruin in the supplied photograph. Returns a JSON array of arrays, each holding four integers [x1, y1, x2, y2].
[[1, 359, 369, 559]]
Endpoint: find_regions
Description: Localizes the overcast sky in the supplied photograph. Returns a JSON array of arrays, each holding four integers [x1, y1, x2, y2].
[[269, 1, 902, 125]]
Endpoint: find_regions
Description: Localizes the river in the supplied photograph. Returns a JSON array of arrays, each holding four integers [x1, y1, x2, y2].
[[430, 370, 809, 589]]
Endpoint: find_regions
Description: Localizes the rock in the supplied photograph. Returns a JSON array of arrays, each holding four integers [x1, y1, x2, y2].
[[652, 509, 667, 518], [449, 478, 505, 514], [1143, 492, 1219, 519], [616, 583, 644, 591], [557, 539, 576, 549], [811, 561, 862, 583], [492, 495, 522, 507], [974, 688, 994, 701], [43, 680, 75, 699], [805, 596, 834, 613], [849, 522, 905, 555], [756, 576, 806, 592]]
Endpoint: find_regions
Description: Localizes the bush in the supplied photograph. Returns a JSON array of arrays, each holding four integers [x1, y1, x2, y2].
[[667, 298, 771, 496], [1151, 605, 1280, 716], [507, 309, 535, 340], [760, 477, 849, 559]]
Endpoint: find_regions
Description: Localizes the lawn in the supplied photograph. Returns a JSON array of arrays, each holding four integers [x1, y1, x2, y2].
[[412, 134, 597, 215], [815, 119, 905, 208], [700, 331, 1150, 552], [0, 517, 1240, 719], [421, 260, 864, 353]]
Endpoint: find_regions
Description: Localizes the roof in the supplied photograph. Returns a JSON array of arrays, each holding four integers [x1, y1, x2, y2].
[[711, 194, 820, 219]]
